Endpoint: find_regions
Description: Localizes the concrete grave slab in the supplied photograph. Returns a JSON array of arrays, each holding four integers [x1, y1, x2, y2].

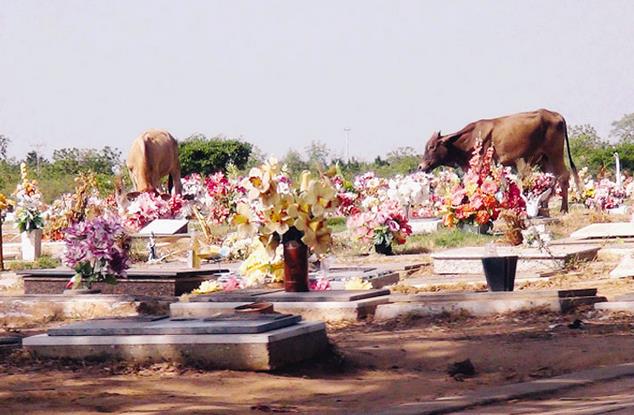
[[311, 267, 400, 289], [432, 245, 599, 274], [24, 321, 328, 371], [188, 289, 283, 303], [595, 302, 634, 312], [609, 254, 634, 278], [570, 222, 634, 240], [19, 267, 228, 296], [138, 219, 189, 235], [48, 314, 302, 336], [256, 289, 390, 302], [0, 294, 173, 328], [375, 289, 606, 319]]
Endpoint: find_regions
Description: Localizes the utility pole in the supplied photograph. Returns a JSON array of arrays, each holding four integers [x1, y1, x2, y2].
[[344, 128, 351, 162], [31, 141, 46, 174]]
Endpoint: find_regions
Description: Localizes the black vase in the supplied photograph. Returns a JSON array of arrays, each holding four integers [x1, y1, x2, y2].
[[481, 256, 518, 291], [374, 242, 394, 255]]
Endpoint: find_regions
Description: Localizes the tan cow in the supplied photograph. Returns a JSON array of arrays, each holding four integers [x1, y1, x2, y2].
[[126, 129, 182, 195], [419, 109, 581, 212]]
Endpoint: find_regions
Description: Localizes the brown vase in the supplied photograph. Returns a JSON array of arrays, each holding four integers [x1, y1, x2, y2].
[[283, 240, 309, 292]]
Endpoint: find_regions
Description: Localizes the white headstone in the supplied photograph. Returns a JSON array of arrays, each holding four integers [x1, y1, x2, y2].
[[138, 219, 189, 235]]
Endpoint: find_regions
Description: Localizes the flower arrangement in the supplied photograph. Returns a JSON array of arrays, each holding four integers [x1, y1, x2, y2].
[[584, 178, 627, 210], [232, 158, 339, 258], [124, 192, 185, 231], [13, 163, 45, 233], [43, 172, 111, 241], [386, 173, 430, 211], [441, 137, 525, 229], [63, 215, 130, 289], [347, 200, 412, 252], [204, 172, 245, 224]]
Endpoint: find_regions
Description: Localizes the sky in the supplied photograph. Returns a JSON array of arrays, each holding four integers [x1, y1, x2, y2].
[[1, 0, 633, 161]]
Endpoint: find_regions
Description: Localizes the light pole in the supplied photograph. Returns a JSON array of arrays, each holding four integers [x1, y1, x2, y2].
[[344, 128, 351, 162]]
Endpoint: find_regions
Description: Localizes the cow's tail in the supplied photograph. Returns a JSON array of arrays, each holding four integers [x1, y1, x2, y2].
[[563, 118, 582, 192]]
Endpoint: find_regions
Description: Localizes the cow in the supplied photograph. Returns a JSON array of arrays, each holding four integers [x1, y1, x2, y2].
[[126, 129, 182, 195], [418, 109, 581, 212]]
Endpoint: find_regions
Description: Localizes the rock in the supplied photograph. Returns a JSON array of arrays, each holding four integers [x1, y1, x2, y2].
[[447, 359, 476, 379]]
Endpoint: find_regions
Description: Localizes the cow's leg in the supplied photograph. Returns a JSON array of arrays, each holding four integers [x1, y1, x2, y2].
[[555, 169, 571, 213], [171, 167, 182, 195], [128, 167, 139, 191]]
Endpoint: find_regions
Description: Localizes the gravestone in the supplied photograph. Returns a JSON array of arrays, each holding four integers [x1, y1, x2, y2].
[[310, 267, 399, 289], [432, 245, 600, 274], [138, 219, 189, 235], [570, 223, 634, 240]]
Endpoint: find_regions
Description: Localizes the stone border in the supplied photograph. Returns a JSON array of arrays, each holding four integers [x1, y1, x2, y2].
[[364, 362, 634, 415]]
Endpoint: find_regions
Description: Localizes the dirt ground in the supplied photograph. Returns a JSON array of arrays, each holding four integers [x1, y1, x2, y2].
[[3, 209, 634, 414], [2, 305, 634, 415]]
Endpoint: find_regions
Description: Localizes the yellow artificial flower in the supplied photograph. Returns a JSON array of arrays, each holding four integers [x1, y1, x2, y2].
[[0, 193, 9, 211], [243, 167, 272, 200], [239, 240, 284, 285], [297, 218, 332, 255], [303, 179, 337, 217], [344, 277, 372, 290], [231, 202, 259, 238], [192, 280, 223, 295], [261, 157, 283, 178]]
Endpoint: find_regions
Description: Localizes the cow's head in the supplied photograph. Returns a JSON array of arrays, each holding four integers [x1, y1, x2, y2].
[[419, 131, 449, 172]]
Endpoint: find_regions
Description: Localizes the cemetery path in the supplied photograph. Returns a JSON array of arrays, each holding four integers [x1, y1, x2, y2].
[[3, 310, 634, 414], [460, 375, 634, 414]]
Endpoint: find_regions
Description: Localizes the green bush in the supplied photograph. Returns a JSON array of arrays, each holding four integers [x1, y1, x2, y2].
[[179, 135, 252, 176]]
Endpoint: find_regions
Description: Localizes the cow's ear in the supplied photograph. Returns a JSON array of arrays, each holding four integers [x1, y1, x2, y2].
[[440, 132, 461, 144]]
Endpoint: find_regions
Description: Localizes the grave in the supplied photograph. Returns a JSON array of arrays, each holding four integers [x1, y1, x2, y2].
[[173, 289, 391, 322], [595, 292, 634, 313], [0, 336, 21, 352], [431, 244, 600, 275], [331, 255, 429, 279], [0, 294, 173, 328], [570, 223, 634, 240], [23, 314, 328, 371], [375, 288, 606, 319], [311, 267, 400, 289], [19, 267, 228, 296], [137, 219, 189, 236]]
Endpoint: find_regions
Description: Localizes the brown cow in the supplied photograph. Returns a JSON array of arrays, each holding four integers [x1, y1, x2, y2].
[[126, 129, 182, 195], [419, 109, 581, 212]]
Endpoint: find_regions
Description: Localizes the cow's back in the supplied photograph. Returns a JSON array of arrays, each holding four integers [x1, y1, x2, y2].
[[127, 129, 179, 191], [480, 109, 565, 166]]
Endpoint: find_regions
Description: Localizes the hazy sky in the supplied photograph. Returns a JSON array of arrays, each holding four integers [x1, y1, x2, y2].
[[1, 0, 633, 161]]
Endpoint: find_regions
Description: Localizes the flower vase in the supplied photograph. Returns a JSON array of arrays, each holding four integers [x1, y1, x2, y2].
[[21, 229, 42, 261], [283, 240, 309, 292], [374, 241, 394, 255]]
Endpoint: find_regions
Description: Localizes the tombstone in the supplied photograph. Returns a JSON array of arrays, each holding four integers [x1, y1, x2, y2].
[[138, 219, 189, 235]]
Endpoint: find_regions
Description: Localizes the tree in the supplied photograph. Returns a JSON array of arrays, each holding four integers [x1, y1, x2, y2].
[[611, 113, 634, 143], [305, 140, 331, 168], [0, 135, 10, 160], [568, 124, 608, 172], [282, 149, 308, 176], [50, 146, 122, 176], [179, 135, 252, 176], [25, 151, 48, 171], [385, 146, 420, 174]]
